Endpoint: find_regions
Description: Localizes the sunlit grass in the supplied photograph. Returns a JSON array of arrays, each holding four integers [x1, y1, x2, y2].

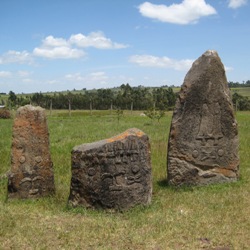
[[231, 87, 250, 97], [0, 110, 249, 249]]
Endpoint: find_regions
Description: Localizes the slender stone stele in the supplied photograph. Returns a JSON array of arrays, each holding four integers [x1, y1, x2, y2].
[[68, 128, 152, 211], [8, 105, 55, 198], [167, 50, 240, 186]]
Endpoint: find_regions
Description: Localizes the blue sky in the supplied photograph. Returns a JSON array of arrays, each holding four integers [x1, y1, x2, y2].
[[0, 0, 249, 93]]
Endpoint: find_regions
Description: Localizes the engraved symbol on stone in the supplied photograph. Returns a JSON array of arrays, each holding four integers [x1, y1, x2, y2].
[[127, 165, 142, 185], [127, 174, 141, 185], [197, 102, 223, 144], [131, 164, 140, 174], [197, 104, 213, 143], [35, 156, 42, 163], [122, 155, 128, 163], [87, 167, 96, 176], [115, 155, 122, 164], [19, 176, 45, 196], [200, 147, 217, 161], [196, 102, 224, 161], [19, 156, 26, 163], [218, 149, 224, 157], [192, 150, 199, 158], [212, 102, 223, 145], [102, 170, 126, 191]]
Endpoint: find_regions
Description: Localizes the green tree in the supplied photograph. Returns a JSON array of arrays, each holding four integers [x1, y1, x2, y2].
[[30, 92, 46, 107], [232, 92, 250, 111], [115, 108, 123, 124], [8, 91, 17, 102], [96, 89, 114, 110], [8, 91, 17, 107], [144, 107, 165, 124], [152, 87, 176, 110]]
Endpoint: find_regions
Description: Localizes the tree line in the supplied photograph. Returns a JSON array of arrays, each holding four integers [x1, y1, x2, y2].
[[228, 80, 250, 88], [5, 84, 177, 111], [3, 81, 250, 111]]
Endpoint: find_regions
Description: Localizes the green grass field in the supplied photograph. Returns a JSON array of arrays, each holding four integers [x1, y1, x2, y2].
[[230, 87, 250, 98], [0, 110, 250, 249]]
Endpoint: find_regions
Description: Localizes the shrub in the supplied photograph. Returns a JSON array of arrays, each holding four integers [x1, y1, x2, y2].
[[0, 108, 11, 119], [144, 107, 165, 123]]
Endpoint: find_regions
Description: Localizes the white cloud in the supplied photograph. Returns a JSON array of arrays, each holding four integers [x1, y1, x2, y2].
[[228, 0, 247, 9], [70, 32, 128, 49], [42, 35, 68, 47], [0, 50, 33, 64], [1, 32, 127, 63], [21, 78, 33, 83], [129, 54, 193, 71], [88, 71, 108, 82], [33, 35, 85, 59], [19, 72, 33, 83], [65, 73, 85, 81], [65, 71, 109, 87], [33, 32, 128, 59], [138, 0, 217, 25], [0, 71, 12, 77], [33, 46, 85, 59], [47, 80, 60, 85], [18, 70, 32, 77], [225, 66, 234, 71]]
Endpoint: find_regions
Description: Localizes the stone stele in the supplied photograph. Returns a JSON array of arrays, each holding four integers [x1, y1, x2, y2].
[[68, 128, 152, 211], [167, 50, 240, 186], [8, 105, 55, 198]]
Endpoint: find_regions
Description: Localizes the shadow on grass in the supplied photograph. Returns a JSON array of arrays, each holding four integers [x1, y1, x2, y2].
[[64, 202, 152, 217], [157, 178, 168, 188], [157, 177, 245, 194], [157, 178, 195, 192]]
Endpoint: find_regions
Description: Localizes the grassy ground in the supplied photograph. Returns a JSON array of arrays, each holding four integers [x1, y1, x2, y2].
[[230, 87, 250, 97], [0, 110, 250, 249]]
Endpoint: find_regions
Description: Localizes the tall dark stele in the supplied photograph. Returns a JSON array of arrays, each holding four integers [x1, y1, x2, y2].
[[167, 50, 239, 186]]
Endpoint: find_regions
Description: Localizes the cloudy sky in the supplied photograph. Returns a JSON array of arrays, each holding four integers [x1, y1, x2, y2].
[[0, 0, 249, 93]]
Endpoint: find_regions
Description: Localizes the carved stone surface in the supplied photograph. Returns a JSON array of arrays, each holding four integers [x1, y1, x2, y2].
[[167, 50, 240, 186], [8, 105, 55, 198], [68, 128, 152, 211]]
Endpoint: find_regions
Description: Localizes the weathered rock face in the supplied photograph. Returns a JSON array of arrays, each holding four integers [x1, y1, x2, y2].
[[8, 105, 55, 198], [167, 50, 239, 186], [68, 128, 152, 211]]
